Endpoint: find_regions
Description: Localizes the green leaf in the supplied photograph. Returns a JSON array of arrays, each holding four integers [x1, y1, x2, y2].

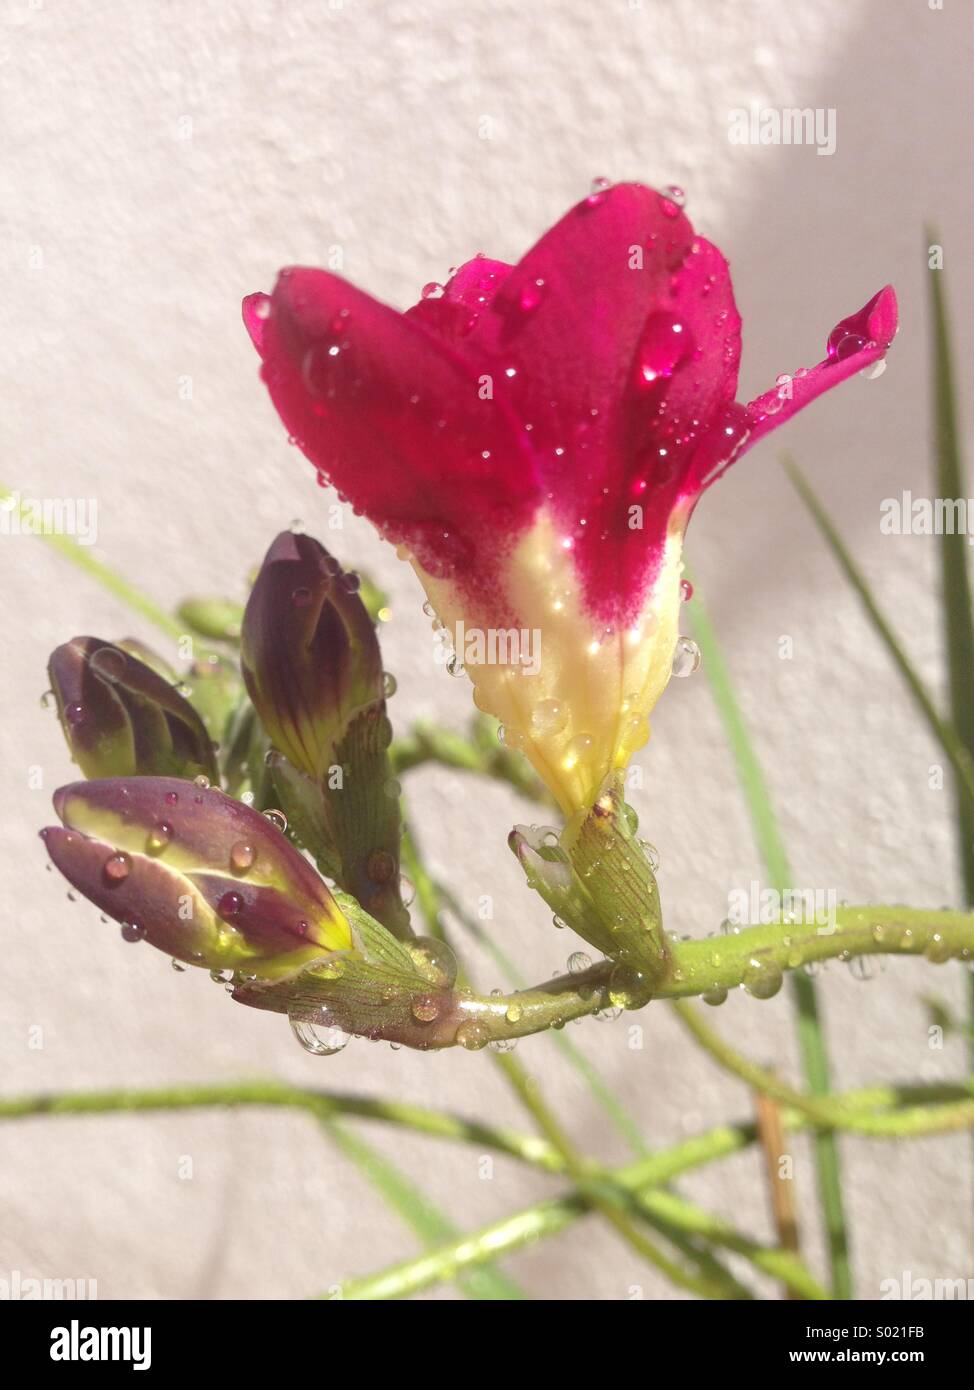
[[322, 1119, 525, 1300], [784, 456, 974, 815], [688, 583, 852, 1300]]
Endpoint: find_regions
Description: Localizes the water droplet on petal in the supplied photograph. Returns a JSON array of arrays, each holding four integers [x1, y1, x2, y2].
[[90, 646, 127, 682], [421, 281, 443, 299], [263, 808, 288, 833], [218, 890, 243, 919], [230, 840, 256, 873], [146, 822, 173, 855], [518, 278, 545, 314], [671, 636, 701, 677], [636, 313, 692, 385], [585, 175, 612, 207], [680, 578, 693, 602], [382, 671, 397, 698], [567, 950, 592, 974], [120, 921, 145, 943], [860, 358, 887, 381], [104, 852, 132, 884], [531, 698, 568, 736]]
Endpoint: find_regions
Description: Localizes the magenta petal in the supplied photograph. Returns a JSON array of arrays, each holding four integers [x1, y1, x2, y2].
[[254, 267, 540, 599], [732, 286, 899, 464], [405, 256, 512, 343], [243, 292, 271, 353]]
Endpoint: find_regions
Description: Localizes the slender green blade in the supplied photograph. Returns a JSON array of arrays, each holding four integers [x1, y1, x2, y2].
[[928, 239, 974, 893], [784, 457, 974, 814], [689, 587, 852, 1299], [322, 1119, 525, 1300], [927, 231, 974, 1163]]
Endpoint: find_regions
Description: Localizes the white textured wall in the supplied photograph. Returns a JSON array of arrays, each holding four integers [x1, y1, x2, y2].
[[1, 0, 972, 1299]]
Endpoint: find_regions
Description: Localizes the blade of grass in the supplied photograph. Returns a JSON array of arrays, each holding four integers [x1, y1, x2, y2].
[[927, 235, 974, 1112], [0, 486, 187, 643], [688, 586, 852, 1299], [321, 1118, 524, 1300], [782, 458, 974, 814]]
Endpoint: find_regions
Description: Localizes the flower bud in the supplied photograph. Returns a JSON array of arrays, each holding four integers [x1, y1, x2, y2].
[[41, 777, 351, 976], [48, 637, 218, 783], [240, 532, 383, 781]]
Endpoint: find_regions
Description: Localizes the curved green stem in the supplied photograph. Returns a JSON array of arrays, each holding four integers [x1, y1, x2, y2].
[[393, 903, 974, 1049], [674, 1001, 974, 1136]]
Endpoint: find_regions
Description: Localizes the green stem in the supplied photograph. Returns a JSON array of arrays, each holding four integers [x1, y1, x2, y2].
[[690, 587, 851, 1297], [5, 1078, 959, 1299], [674, 1001, 974, 1136], [402, 825, 648, 1158], [404, 902, 974, 1048], [492, 1053, 744, 1299]]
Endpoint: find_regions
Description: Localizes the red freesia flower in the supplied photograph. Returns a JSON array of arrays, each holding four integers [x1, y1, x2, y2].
[[244, 182, 897, 814]]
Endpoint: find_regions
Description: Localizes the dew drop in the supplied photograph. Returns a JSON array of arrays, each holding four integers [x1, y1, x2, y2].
[[409, 936, 458, 987], [230, 840, 256, 873], [120, 921, 145, 943], [421, 281, 443, 299], [925, 933, 953, 965], [291, 586, 313, 608], [585, 175, 612, 207], [671, 636, 701, 677], [218, 890, 243, 919], [742, 956, 783, 1000], [702, 987, 728, 1007], [193, 774, 211, 789], [608, 963, 651, 1009], [289, 1016, 351, 1056], [103, 852, 132, 884], [382, 671, 397, 698], [411, 993, 441, 1023], [639, 839, 661, 872], [263, 808, 288, 833], [517, 278, 546, 314], [90, 646, 127, 682], [65, 703, 85, 726], [563, 732, 593, 768], [171, 958, 187, 972], [567, 950, 592, 974], [455, 1019, 490, 1051], [860, 358, 887, 381], [531, 698, 568, 736], [680, 578, 693, 602], [847, 955, 874, 982], [146, 822, 173, 855], [636, 312, 691, 384]]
